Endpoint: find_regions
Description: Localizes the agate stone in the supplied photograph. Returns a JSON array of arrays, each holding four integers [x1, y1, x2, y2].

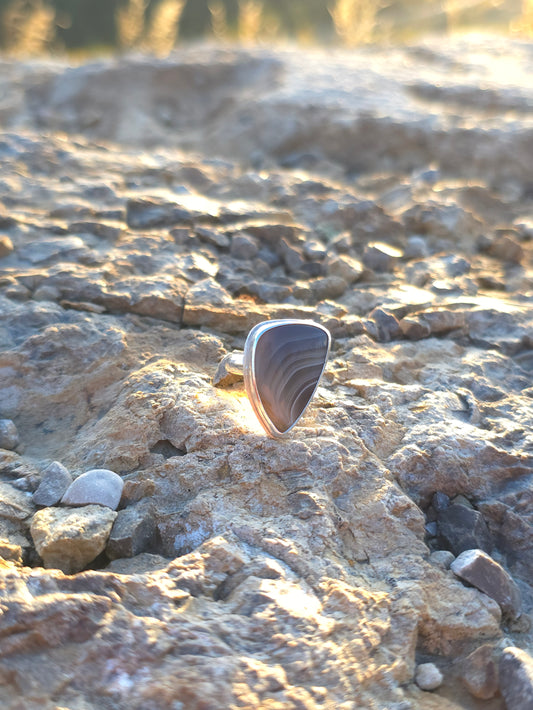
[[246, 321, 330, 435]]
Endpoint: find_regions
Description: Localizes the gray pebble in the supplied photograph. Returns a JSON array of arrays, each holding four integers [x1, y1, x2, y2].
[[61, 468, 124, 511], [362, 242, 403, 272], [33, 461, 73, 507], [230, 233, 260, 260], [0, 420, 19, 450], [415, 663, 443, 691]]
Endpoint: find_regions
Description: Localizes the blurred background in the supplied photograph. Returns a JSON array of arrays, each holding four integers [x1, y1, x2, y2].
[[0, 0, 531, 56]]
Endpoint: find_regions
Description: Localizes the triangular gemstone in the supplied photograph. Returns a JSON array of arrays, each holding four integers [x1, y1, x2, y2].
[[250, 322, 330, 435]]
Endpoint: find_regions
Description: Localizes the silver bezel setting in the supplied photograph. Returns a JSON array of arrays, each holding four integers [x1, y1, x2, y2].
[[242, 319, 331, 438]]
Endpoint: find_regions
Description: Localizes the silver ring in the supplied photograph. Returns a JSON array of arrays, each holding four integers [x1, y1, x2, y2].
[[214, 319, 331, 438]]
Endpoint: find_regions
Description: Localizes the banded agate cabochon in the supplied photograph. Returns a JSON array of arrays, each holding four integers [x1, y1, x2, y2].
[[253, 323, 329, 433]]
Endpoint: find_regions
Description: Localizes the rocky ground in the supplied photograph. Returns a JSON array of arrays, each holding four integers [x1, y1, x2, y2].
[[0, 34, 533, 710]]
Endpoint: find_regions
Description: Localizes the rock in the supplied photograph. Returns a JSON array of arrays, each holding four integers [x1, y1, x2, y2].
[[415, 663, 443, 691], [230, 233, 260, 260], [0, 235, 14, 258], [461, 644, 499, 700], [404, 235, 429, 259], [32, 461, 73, 507], [30, 504, 117, 573], [451, 549, 522, 620], [105, 552, 170, 574], [499, 647, 533, 710], [428, 550, 455, 569], [126, 197, 196, 228], [0, 419, 19, 450], [487, 234, 524, 264], [437, 503, 493, 555], [0, 482, 34, 521], [61, 469, 124, 510], [106, 500, 156, 559], [362, 242, 403, 272], [0, 39, 533, 710], [0, 539, 23, 564], [195, 226, 230, 249], [365, 307, 401, 342], [326, 254, 364, 284]]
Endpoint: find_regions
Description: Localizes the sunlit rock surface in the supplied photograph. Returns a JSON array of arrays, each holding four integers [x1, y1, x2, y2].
[[0, 35, 532, 710]]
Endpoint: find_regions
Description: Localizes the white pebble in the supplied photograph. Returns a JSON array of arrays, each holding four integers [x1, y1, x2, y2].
[[415, 662, 443, 691]]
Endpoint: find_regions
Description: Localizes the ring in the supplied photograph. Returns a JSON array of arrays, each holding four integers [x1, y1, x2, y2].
[[214, 319, 331, 438]]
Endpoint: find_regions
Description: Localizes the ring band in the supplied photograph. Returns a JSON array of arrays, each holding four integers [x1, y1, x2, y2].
[[214, 319, 331, 438]]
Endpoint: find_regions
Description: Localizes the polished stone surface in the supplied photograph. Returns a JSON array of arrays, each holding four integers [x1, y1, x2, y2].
[[253, 323, 329, 433]]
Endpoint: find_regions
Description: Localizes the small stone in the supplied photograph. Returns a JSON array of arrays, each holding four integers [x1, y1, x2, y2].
[[404, 235, 429, 259], [195, 226, 230, 249], [106, 552, 170, 574], [308, 275, 347, 301], [61, 469, 124, 511], [230, 233, 260, 260], [0, 481, 34, 521], [432, 492, 450, 512], [415, 662, 443, 691], [0, 420, 19, 450], [126, 198, 194, 229], [187, 277, 233, 307], [106, 500, 156, 559], [0, 539, 23, 564], [487, 234, 524, 264], [399, 317, 431, 340], [429, 550, 455, 569], [366, 307, 401, 342], [362, 242, 403, 272], [33, 461, 73, 507], [461, 644, 498, 700], [33, 285, 61, 301], [0, 235, 14, 258], [451, 549, 522, 619], [326, 254, 364, 284], [278, 238, 305, 273], [499, 647, 533, 710], [437, 503, 493, 555], [31, 505, 117, 574], [302, 239, 327, 260]]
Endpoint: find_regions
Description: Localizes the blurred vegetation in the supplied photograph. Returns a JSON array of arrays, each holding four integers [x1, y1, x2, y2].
[[0, 0, 530, 55]]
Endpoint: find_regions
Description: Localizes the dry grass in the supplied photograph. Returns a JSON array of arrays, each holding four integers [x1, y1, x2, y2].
[[116, 0, 184, 55], [512, 0, 533, 36], [209, 0, 229, 40], [329, 0, 380, 46], [146, 0, 185, 56], [238, 0, 263, 43], [2, 0, 55, 55], [116, 0, 147, 50]]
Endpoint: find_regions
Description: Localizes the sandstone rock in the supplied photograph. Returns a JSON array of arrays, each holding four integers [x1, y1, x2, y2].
[[0, 481, 34, 521], [0, 38, 532, 710], [32, 461, 73, 507], [415, 663, 443, 691], [451, 549, 522, 620], [0, 419, 19, 450], [61, 469, 124, 510], [499, 646, 533, 710], [461, 644, 499, 700], [30, 505, 117, 573]]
